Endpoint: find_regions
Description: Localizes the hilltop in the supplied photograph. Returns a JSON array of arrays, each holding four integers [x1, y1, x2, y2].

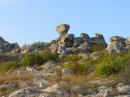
[[0, 24, 130, 97]]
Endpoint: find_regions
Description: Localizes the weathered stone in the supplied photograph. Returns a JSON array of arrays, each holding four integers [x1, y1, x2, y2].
[[62, 68, 74, 75], [127, 37, 130, 42], [115, 95, 130, 97], [21, 44, 34, 53], [49, 43, 58, 53], [0, 36, 20, 53], [73, 37, 83, 47], [110, 36, 125, 42], [9, 87, 41, 97], [80, 33, 90, 42], [117, 85, 130, 94], [106, 42, 128, 54], [42, 60, 57, 69], [42, 84, 69, 96], [39, 93, 55, 97], [50, 24, 108, 56], [60, 34, 75, 47], [56, 24, 70, 36], [96, 88, 112, 97], [78, 42, 91, 53]]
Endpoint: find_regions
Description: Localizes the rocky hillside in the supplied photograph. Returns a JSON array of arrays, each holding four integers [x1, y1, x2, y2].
[[1, 24, 130, 97]]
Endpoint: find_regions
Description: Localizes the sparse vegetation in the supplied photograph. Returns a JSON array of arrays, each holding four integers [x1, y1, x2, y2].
[[95, 52, 130, 77], [31, 41, 48, 50], [0, 61, 20, 71], [21, 49, 58, 66]]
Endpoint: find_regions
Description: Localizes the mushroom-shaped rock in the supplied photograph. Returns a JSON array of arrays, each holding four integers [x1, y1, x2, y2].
[[56, 24, 70, 36]]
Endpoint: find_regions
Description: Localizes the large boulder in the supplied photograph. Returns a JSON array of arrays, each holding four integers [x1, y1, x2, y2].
[[90, 33, 107, 49], [78, 42, 91, 53], [60, 34, 75, 47], [106, 36, 128, 54], [0, 36, 20, 53], [42, 84, 69, 97], [0, 36, 9, 47], [73, 37, 83, 47], [80, 33, 90, 42], [10, 42, 21, 53], [117, 85, 130, 94], [56, 24, 70, 36], [49, 43, 59, 53], [21, 44, 34, 53], [9, 87, 41, 97], [106, 42, 127, 54], [110, 36, 126, 42]]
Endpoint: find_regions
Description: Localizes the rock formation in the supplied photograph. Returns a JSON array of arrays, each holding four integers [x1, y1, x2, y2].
[[0, 36, 20, 53], [106, 36, 129, 54], [49, 24, 107, 56]]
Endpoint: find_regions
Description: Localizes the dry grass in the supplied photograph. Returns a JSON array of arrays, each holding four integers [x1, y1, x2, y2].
[[0, 71, 34, 96], [57, 74, 98, 89], [0, 71, 34, 84]]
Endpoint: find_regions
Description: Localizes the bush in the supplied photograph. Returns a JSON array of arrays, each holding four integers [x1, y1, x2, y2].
[[21, 50, 59, 66], [40, 50, 59, 62], [91, 44, 105, 52], [121, 64, 130, 84], [64, 62, 80, 74], [78, 58, 95, 75], [95, 52, 130, 77], [31, 42, 48, 50], [21, 53, 43, 66], [0, 61, 20, 71], [64, 58, 94, 75], [63, 54, 81, 62]]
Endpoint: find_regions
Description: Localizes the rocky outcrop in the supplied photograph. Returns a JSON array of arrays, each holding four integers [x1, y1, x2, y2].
[[106, 36, 129, 54], [49, 24, 107, 56], [0, 36, 20, 53]]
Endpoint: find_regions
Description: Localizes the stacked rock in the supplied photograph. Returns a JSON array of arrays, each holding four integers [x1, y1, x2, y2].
[[49, 24, 107, 56], [106, 36, 128, 54], [0, 36, 20, 53]]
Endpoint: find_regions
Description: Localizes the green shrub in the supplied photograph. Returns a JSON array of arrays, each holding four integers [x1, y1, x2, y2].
[[64, 54, 81, 62], [64, 62, 80, 73], [21, 50, 59, 66], [64, 58, 94, 75], [95, 52, 130, 77], [0, 61, 20, 71], [40, 50, 59, 62], [21, 53, 43, 66], [79, 58, 95, 75], [31, 42, 48, 50], [121, 64, 130, 83], [91, 44, 105, 52]]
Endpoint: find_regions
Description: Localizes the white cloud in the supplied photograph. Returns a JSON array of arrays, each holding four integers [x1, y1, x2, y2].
[[0, 0, 17, 4]]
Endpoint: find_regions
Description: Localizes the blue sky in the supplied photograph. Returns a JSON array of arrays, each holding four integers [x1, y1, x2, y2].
[[0, 0, 130, 46]]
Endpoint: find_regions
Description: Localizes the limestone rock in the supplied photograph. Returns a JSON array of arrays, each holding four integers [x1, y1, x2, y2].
[[42, 84, 69, 96], [80, 33, 90, 40], [110, 36, 125, 42], [117, 85, 130, 94], [39, 93, 55, 97], [49, 43, 58, 53], [62, 68, 74, 75], [96, 88, 112, 97], [50, 24, 107, 56], [9, 87, 41, 97], [73, 37, 83, 47], [106, 41, 128, 54], [56, 24, 70, 36]]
